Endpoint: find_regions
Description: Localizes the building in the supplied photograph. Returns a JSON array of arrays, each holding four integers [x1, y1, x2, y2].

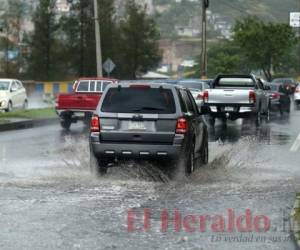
[[55, 0, 70, 13]]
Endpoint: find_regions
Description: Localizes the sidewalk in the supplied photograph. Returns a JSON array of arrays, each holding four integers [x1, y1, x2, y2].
[[0, 117, 59, 132]]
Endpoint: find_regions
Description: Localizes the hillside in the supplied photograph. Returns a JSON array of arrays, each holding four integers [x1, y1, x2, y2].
[[154, 0, 300, 38]]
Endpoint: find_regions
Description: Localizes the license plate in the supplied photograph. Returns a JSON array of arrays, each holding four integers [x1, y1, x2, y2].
[[224, 107, 234, 112], [128, 121, 146, 130]]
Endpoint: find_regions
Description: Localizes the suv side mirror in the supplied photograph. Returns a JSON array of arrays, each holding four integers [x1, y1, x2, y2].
[[199, 105, 210, 115]]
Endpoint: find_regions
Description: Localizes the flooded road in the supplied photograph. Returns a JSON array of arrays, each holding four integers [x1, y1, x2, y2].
[[0, 108, 300, 249]]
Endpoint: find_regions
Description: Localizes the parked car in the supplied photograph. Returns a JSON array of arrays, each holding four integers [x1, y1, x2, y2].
[[0, 79, 28, 112], [266, 83, 291, 114], [294, 84, 300, 109], [203, 74, 270, 126], [177, 79, 210, 109], [89, 82, 209, 175], [56, 77, 118, 129], [272, 78, 298, 94]]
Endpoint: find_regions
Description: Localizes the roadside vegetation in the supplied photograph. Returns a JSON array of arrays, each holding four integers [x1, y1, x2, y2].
[[296, 193, 300, 240], [0, 108, 56, 120], [192, 17, 299, 80], [0, 0, 161, 81]]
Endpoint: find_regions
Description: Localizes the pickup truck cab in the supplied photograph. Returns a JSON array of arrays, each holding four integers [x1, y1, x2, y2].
[[203, 74, 270, 126], [56, 77, 118, 129]]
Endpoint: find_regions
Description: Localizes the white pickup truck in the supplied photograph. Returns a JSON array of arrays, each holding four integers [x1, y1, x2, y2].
[[203, 74, 270, 126]]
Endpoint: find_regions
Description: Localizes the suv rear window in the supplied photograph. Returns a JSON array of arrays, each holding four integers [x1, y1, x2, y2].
[[101, 87, 176, 114]]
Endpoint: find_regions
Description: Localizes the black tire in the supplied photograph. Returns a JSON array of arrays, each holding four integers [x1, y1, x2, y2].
[[278, 103, 285, 115], [83, 113, 92, 126], [23, 99, 28, 109], [208, 117, 215, 127], [255, 111, 261, 126], [89, 149, 108, 176], [185, 143, 195, 175], [200, 133, 209, 165], [5, 101, 12, 112], [60, 119, 72, 130]]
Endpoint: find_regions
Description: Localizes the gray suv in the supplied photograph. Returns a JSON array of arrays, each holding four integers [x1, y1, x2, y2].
[[89, 82, 209, 175]]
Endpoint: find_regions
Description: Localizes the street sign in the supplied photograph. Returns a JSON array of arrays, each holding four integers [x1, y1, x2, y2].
[[103, 58, 116, 76], [290, 12, 300, 28]]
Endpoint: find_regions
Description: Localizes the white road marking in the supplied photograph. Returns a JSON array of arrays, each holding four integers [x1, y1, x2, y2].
[[290, 133, 300, 152]]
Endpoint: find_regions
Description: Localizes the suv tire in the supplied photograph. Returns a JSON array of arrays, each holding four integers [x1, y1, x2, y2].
[[90, 149, 108, 176], [200, 133, 209, 165], [185, 143, 195, 175]]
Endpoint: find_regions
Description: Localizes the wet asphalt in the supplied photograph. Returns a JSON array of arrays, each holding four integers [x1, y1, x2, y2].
[[0, 105, 300, 250]]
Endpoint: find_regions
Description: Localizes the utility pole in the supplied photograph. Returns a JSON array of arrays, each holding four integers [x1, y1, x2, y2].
[[93, 0, 103, 77], [201, 0, 209, 79]]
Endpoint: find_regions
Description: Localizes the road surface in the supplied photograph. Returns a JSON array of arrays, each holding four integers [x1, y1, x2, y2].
[[0, 108, 300, 250]]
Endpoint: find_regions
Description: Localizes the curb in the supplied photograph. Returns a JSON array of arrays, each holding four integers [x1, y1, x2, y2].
[[290, 195, 300, 250], [0, 117, 59, 132]]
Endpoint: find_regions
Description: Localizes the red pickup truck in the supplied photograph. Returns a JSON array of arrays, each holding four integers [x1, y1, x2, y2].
[[56, 77, 118, 129]]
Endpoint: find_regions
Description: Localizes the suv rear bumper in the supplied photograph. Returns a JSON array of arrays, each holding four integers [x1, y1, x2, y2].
[[90, 133, 184, 159]]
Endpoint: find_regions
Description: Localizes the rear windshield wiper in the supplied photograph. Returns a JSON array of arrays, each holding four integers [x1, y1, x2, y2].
[[131, 106, 166, 112]]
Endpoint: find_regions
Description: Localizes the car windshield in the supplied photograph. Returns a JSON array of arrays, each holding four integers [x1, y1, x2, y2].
[[101, 87, 176, 114], [0, 81, 10, 90], [179, 82, 203, 91]]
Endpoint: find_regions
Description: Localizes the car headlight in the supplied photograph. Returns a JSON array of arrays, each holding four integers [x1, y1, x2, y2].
[[0, 100, 7, 107]]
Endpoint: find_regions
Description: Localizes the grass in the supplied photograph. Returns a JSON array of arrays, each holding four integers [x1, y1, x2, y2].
[[0, 108, 56, 121], [296, 194, 300, 241]]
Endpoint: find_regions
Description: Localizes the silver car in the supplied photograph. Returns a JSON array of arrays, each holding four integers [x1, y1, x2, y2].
[[177, 80, 210, 108]]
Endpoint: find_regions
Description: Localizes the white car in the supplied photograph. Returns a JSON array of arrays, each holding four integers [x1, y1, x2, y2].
[[0, 79, 28, 112], [294, 84, 300, 107]]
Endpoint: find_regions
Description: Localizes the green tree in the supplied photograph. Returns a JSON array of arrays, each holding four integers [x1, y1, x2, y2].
[[233, 16, 297, 81], [59, 0, 118, 78], [207, 40, 251, 77], [118, 0, 161, 79], [28, 0, 58, 80]]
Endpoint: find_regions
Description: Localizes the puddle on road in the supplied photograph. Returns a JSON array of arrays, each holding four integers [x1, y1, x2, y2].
[[0, 131, 297, 192]]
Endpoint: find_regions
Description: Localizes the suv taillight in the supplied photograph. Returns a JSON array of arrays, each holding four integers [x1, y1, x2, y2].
[[176, 118, 188, 134], [203, 91, 209, 102], [249, 91, 256, 104], [91, 115, 100, 132]]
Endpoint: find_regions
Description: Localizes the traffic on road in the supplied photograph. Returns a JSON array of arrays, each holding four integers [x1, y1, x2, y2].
[[1, 0, 300, 249], [1, 74, 300, 250]]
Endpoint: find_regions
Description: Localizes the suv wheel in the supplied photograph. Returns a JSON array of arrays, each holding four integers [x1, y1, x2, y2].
[[255, 111, 261, 126], [90, 149, 108, 176], [200, 134, 209, 165], [185, 144, 195, 175]]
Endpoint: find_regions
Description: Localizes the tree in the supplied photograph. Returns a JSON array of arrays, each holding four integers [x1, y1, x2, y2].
[[0, 0, 26, 77], [233, 16, 297, 81], [28, 0, 58, 80], [117, 0, 161, 79], [59, 0, 118, 78], [207, 40, 251, 77]]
